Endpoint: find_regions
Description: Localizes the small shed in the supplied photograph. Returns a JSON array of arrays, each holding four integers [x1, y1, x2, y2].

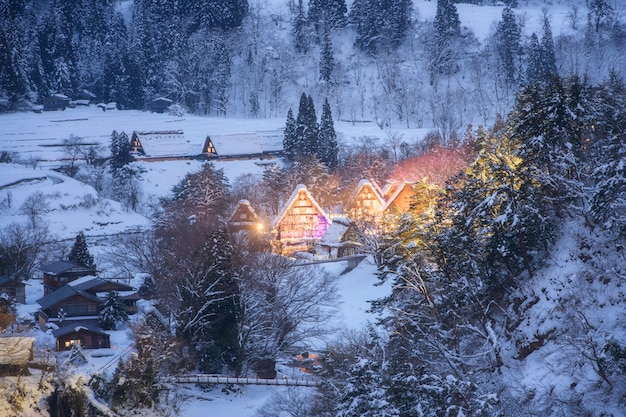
[[316, 217, 362, 259], [229, 200, 260, 233], [43, 94, 71, 111], [0, 276, 26, 304], [53, 324, 110, 351], [150, 97, 173, 113]]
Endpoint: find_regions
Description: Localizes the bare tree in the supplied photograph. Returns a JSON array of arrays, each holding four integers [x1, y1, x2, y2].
[[0, 221, 50, 279], [19, 191, 49, 227], [237, 253, 338, 375]]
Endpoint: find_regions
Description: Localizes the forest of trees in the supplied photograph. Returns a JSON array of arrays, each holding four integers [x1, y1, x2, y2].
[[1, 0, 624, 132], [1, 0, 626, 415]]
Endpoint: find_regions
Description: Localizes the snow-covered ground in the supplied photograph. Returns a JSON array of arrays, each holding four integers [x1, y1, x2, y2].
[[1, 104, 390, 415]]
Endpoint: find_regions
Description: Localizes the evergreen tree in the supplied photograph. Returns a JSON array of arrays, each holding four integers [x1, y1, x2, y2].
[[99, 290, 128, 330], [169, 162, 230, 221], [318, 98, 338, 168], [109, 130, 133, 171], [319, 29, 335, 85], [293, 0, 311, 53], [283, 108, 297, 161], [174, 228, 240, 373], [540, 16, 557, 80], [428, 0, 460, 82], [434, 0, 460, 39], [590, 73, 626, 234], [525, 33, 542, 85], [350, 0, 412, 53], [495, 6, 522, 85], [68, 231, 95, 270], [294, 93, 318, 159], [308, 0, 348, 33]]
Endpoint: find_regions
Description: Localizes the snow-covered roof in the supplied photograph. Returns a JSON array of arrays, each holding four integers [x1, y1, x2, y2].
[[319, 218, 352, 245], [37, 285, 101, 310], [229, 199, 259, 224], [382, 181, 415, 212], [273, 184, 330, 228], [52, 324, 108, 338], [40, 260, 94, 275], [69, 276, 134, 293]]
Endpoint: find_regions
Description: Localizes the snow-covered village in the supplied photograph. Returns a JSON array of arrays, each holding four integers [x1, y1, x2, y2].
[[1, 0, 626, 416]]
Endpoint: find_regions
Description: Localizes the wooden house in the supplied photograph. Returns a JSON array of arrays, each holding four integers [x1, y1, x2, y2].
[[37, 276, 136, 327], [0, 276, 26, 304], [382, 181, 416, 214], [202, 136, 218, 157], [316, 217, 362, 259], [273, 185, 330, 255], [129, 130, 197, 158], [229, 200, 261, 233], [53, 324, 110, 351], [41, 260, 96, 296], [150, 97, 173, 113], [42, 94, 70, 111], [348, 179, 386, 220]]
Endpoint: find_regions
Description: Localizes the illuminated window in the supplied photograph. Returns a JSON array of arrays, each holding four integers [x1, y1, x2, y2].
[[64, 339, 80, 348]]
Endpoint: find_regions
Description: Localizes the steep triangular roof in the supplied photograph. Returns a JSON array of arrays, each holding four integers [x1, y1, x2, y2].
[[382, 181, 416, 213], [350, 179, 385, 210], [203, 136, 218, 156], [273, 184, 330, 228], [229, 200, 259, 226]]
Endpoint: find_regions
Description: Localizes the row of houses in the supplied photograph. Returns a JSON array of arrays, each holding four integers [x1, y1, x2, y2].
[[37, 261, 138, 351], [228, 178, 419, 257]]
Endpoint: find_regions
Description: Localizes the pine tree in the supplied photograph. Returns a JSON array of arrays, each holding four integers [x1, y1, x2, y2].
[[318, 98, 338, 168], [540, 16, 557, 80], [68, 231, 96, 270], [434, 0, 460, 39], [308, 0, 348, 33], [293, 0, 310, 53], [99, 291, 128, 330], [110, 130, 133, 171], [350, 0, 412, 53], [283, 108, 297, 161], [590, 73, 626, 233], [525, 33, 542, 85], [319, 30, 335, 85], [428, 0, 460, 81], [303, 95, 319, 157], [294, 93, 319, 159], [496, 7, 522, 85]]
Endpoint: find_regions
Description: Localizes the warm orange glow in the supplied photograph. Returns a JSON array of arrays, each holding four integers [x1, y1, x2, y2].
[[391, 146, 474, 187]]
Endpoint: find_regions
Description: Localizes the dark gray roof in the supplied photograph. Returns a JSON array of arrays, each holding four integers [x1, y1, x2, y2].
[[53, 324, 109, 338], [72, 277, 134, 293], [37, 285, 101, 310], [40, 260, 94, 275]]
